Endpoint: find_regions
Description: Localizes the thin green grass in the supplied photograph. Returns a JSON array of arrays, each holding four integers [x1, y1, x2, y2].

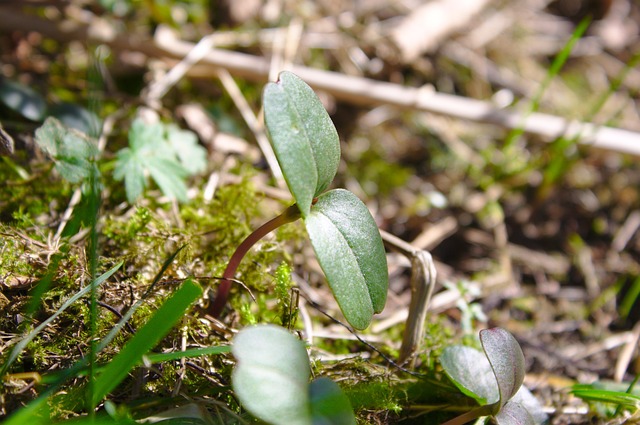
[[504, 17, 591, 150], [91, 279, 203, 406], [0, 261, 123, 379]]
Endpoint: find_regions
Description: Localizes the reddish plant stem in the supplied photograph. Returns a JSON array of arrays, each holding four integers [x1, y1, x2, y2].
[[440, 404, 495, 425], [209, 204, 301, 318]]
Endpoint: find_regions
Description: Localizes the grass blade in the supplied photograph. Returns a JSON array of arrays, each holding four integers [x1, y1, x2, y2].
[[143, 345, 230, 364], [91, 278, 202, 405]]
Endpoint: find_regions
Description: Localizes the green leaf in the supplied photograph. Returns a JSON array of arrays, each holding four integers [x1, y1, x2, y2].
[[232, 325, 311, 425], [146, 156, 189, 202], [309, 377, 357, 425], [113, 148, 145, 203], [165, 124, 207, 174], [142, 345, 230, 364], [494, 401, 536, 425], [480, 328, 526, 408], [114, 118, 197, 203], [0, 78, 47, 121], [571, 386, 640, 409], [34, 117, 100, 183], [3, 397, 50, 425], [129, 118, 164, 151], [440, 345, 499, 405], [440, 331, 547, 424], [91, 279, 202, 405], [304, 189, 388, 330], [263, 71, 340, 217]]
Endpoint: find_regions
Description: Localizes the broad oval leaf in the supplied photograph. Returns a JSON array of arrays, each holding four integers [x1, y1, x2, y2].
[[0, 78, 47, 121], [232, 325, 312, 425], [480, 328, 526, 408], [440, 345, 499, 405], [305, 189, 388, 330], [309, 377, 356, 425], [263, 71, 340, 217]]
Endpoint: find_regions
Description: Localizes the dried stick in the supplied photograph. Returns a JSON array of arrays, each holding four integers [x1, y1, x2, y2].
[[1, 9, 639, 155], [380, 230, 437, 367], [216, 68, 284, 184]]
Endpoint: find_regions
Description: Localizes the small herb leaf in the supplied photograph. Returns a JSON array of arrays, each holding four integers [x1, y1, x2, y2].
[[113, 118, 204, 203], [440, 345, 499, 405], [305, 189, 388, 330], [232, 325, 311, 425], [263, 71, 340, 217], [480, 327, 526, 408], [34, 117, 99, 183]]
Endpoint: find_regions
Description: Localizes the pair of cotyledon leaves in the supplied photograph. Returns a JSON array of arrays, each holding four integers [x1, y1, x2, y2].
[[263, 71, 388, 330], [440, 328, 548, 425]]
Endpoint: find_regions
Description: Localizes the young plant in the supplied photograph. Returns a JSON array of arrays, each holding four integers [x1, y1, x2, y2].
[[439, 328, 547, 425], [113, 117, 207, 203], [211, 71, 388, 330], [232, 324, 356, 425]]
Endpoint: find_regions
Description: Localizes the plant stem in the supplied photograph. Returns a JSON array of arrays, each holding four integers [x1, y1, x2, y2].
[[209, 204, 301, 318], [440, 404, 494, 425]]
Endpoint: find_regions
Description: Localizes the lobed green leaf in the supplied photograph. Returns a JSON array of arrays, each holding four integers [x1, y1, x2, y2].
[[34, 117, 100, 183], [305, 189, 388, 330], [114, 118, 202, 203], [263, 71, 340, 217]]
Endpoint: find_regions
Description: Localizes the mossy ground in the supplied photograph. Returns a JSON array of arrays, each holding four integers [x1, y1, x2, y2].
[[2, 1, 640, 424]]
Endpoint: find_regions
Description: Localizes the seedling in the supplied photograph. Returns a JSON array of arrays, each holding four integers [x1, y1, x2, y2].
[[232, 324, 356, 425], [439, 328, 547, 425], [114, 118, 207, 203], [211, 71, 388, 330]]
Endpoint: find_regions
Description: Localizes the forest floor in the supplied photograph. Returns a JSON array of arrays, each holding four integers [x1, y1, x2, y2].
[[1, 1, 640, 424]]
